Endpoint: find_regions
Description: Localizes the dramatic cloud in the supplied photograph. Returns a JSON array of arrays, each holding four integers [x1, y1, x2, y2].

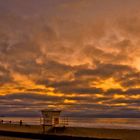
[[0, 0, 140, 117]]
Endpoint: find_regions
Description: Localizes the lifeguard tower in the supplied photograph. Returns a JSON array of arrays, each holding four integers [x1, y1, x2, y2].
[[41, 109, 62, 132], [41, 109, 61, 126]]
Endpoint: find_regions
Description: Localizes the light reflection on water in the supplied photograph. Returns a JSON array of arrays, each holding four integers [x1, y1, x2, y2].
[[67, 117, 140, 129], [1, 117, 140, 129]]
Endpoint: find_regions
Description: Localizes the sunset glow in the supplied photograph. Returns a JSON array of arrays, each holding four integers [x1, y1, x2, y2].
[[0, 0, 140, 118]]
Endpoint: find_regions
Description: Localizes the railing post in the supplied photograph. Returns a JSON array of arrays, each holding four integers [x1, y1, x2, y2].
[[1, 120, 3, 124], [20, 120, 22, 126]]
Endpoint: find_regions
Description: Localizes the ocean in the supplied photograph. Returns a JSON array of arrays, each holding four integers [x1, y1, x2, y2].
[[0, 117, 140, 130]]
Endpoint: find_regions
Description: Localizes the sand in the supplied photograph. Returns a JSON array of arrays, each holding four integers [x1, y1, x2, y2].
[[0, 124, 139, 140], [0, 136, 35, 140], [51, 127, 140, 140], [0, 124, 42, 133]]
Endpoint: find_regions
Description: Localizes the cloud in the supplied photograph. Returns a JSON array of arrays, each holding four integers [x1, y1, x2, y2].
[[117, 16, 140, 37], [0, 92, 64, 116], [0, 1, 140, 117], [106, 88, 123, 95], [125, 88, 140, 95], [75, 63, 134, 80], [56, 86, 103, 94]]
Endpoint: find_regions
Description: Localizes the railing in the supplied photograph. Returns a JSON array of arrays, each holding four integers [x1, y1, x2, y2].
[[60, 117, 69, 126], [40, 117, 69, 126], [0, 120, 23, 126]]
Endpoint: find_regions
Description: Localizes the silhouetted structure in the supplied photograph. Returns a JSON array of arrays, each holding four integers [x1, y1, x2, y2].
[[20, 120, 22, 126], [41, 109, 61, 132]]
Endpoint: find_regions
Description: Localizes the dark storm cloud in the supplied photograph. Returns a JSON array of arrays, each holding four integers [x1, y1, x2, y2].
[[44, 60, 74, 75], [107, 98, 140, 105], [75, 63, 134, 79], [56, 87, 103, 94], [82, 44, 129, 64], [117, 71, 140, 87], [125, 88, 140, 95], [0, 93, 62, 101], [67, 96, 111, 103], [13, 60, 42, 75], [0, 93, 64, 116], [106, 88, 140, 95], [42, 78, 103, 94], [106, 88, 123, 95], [36, 61, 140, 96]]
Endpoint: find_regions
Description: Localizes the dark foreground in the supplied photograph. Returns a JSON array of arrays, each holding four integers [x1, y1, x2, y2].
[[0, 130, 119, 140], [1, 124, 140, 140]]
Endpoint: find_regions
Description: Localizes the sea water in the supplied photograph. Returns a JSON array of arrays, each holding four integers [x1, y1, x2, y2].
[[1, 117, 140, 130]]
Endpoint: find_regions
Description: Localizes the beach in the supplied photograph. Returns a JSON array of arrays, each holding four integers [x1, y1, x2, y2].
[[0, 123, 139, 140], [0, 137, 34, 140]]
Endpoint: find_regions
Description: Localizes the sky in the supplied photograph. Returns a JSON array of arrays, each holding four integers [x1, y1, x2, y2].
[[0, 0, 140, 117]]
